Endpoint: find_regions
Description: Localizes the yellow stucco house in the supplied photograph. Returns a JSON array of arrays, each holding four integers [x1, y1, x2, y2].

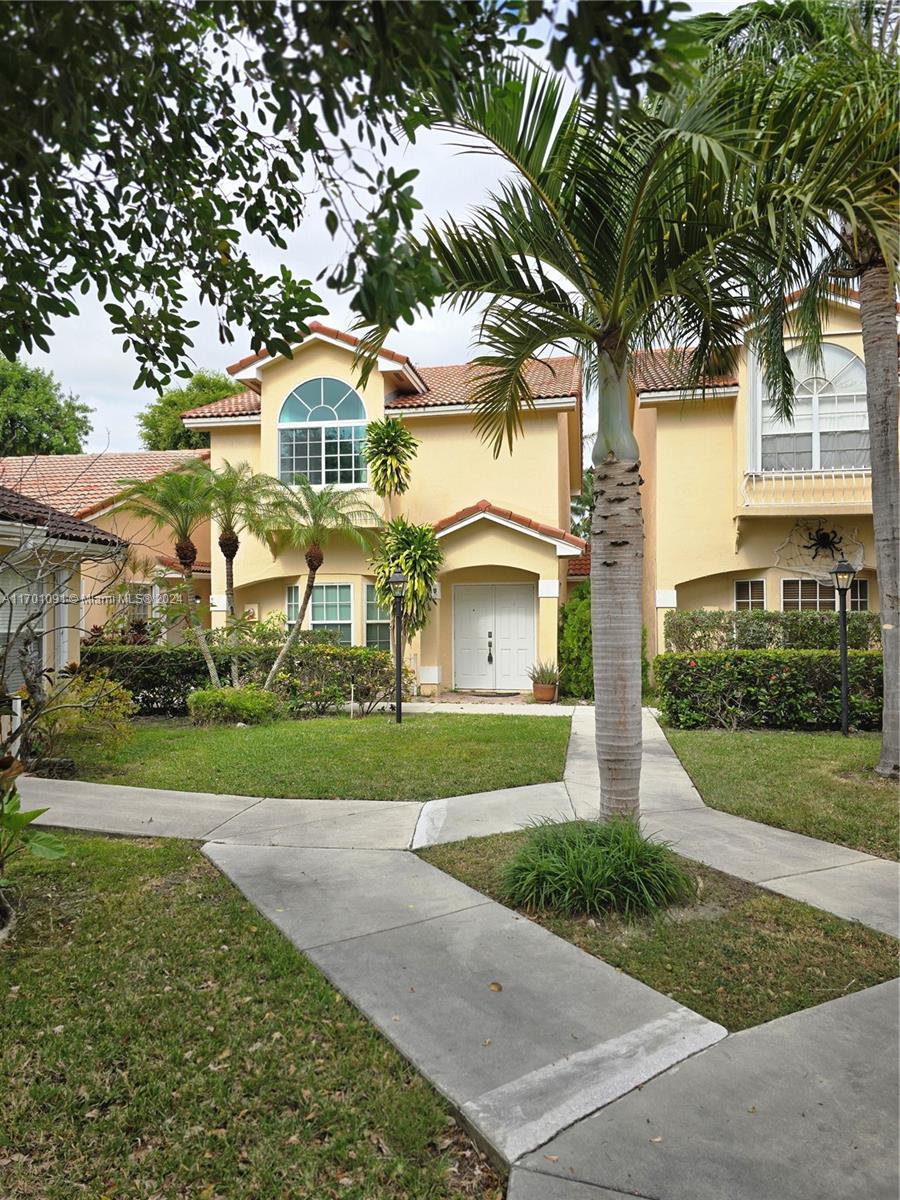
[[182, 321, 585, 694], [635, 295, 881, 659]]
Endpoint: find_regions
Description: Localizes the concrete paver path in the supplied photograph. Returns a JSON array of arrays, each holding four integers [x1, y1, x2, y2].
[[23, 705, 899, 1197]]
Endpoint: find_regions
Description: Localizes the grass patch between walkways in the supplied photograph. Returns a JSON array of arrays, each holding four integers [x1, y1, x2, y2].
[[0, 835, 502, 1200], [66, 713, 570, 801], [418, 829, 898, 1032], [664, 728, 898, 860]]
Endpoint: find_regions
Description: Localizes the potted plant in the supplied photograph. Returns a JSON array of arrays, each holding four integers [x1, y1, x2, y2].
[[528, 661, 559, 703]]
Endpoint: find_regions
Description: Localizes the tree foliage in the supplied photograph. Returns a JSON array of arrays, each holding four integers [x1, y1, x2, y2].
[[138, 371, 242, 451], [0, 359, 92, 455], [363, 417, 420, 500], [371, 516, 443, 641], [0, 2, 704, 386]]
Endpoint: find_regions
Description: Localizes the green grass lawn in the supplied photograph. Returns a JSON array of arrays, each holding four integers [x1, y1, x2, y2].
[[0, 835, 502, 1200], [664, 728, 898, 860], [67, 713, 570, 801], [419, 831, 899, 1032]]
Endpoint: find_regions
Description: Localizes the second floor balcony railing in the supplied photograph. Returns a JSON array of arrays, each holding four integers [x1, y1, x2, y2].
[[740, 468, 872, 510]]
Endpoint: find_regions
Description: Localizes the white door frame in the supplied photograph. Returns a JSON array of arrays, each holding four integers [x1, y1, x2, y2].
[[451, 581, 537, 690]]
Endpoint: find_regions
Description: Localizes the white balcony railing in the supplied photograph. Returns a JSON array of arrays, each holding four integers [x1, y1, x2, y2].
[[740, 469, 872, 508]]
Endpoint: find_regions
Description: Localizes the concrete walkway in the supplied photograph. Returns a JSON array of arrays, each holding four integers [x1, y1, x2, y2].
[[22, 707, 899, 1197]]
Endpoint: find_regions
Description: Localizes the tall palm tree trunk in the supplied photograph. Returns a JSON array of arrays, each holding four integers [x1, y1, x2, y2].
[[220, 533, 240, 686], [263, 558, 320, 691], [183, 568, 221, 688], [858, 260, 899, 777], [590, 352, 644, 818]]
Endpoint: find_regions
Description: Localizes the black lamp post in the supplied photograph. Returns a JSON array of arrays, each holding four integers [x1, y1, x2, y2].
[[388, 570, 407, 724], [830, 558, 857, 737]]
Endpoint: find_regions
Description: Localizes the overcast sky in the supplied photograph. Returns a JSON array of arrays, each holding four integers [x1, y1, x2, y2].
[[24, 1, 745, 454]]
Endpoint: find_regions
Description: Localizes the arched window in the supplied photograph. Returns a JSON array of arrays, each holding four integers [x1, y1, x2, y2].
[[762, 345, 869, 471], [278, 377, 367, 485]]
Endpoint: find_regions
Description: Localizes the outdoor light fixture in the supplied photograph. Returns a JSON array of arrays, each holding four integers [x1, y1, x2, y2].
[[388, 570, 407, 723], [829, 558, 858, 737]]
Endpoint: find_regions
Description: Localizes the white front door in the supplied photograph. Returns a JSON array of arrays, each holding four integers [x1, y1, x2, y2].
[[453, 584, 535, 690]]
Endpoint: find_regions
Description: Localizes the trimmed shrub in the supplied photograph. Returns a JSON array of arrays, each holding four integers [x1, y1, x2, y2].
[[500, 818, 696, 918], [188, 685, 282, 726], [82, 640, 405, 718], [558, 582, 651, 700], [664, 608, 881, 653], [654, 649, 883, 730]]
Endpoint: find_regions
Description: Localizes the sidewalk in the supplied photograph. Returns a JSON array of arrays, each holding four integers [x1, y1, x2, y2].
[[23, 708, 899, 1197]]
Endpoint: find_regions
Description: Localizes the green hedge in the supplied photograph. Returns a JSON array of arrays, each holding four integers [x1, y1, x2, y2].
[[188, 685, 282, 726], [81, 640, 403, 717], [654, 650, 883, 730], [664, 608, 881, 653], [558, 582, 650, 700]]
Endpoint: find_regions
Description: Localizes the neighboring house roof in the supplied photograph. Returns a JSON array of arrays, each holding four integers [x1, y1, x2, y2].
[[0, 483, 123, 547], [631, 349, 739, 395], [433, 499, 586, 553], [183, 355, 582, 422], [388, 356, 581, 411], [567, 548, 591, 578], [226, 319, 411, 375], [0, 450, 210, 519], [157, 556, 211, 575]]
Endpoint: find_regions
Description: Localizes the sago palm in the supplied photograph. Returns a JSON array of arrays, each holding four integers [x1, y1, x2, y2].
[[690, 0, 899, 774], [118, 461, 220, 687], [262, 477, 378, 690], [423, 63, 799, 817]]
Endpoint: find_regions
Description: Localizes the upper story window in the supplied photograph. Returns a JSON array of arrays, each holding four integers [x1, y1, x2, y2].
[[278, 377, 367, 486], [761, 345, 869, 472]]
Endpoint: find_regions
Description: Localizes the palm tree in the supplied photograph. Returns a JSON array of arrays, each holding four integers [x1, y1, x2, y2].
[[690, 0, 899, 775], [207, 461, 281, 683], [371, 516, 443, 645], [364, 417, 419, 518], [261, 477, 378, 691], [118, 461, 220, 686], [421, 63, 804, 818]]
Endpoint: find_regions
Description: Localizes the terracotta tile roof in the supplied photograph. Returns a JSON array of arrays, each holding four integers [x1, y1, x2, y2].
[[0, 450, 210, 519], [0, 483, 124, 547], [183, 354, 582, 421], [226, 320, 410, 375], [631, 349, 739, 395], [567, 548, 591, 577], [157, 556, 211, 574], [387, 355, 581, 410], [433, 499, 586, 549], [181, 390, 261, 420]]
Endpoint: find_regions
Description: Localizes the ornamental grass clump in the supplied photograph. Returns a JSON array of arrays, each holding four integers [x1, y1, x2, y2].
[[500, 818, 696, 919]]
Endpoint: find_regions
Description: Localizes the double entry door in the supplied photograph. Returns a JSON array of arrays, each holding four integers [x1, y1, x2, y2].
[[453, 583, 535, 691]]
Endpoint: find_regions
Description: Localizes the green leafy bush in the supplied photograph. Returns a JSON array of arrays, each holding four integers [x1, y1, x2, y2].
[[664, 608, 881, 653], [500, 818, 695, 918], [268, 644, 410, 718], [655, 649, 883, 730], [558, 583, 650, 700], [187, 685, 282, 726], [1, 757, 65, 926]]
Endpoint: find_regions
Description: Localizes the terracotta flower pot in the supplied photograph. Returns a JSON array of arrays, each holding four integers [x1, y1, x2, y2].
[[532, 683, 557, 703]]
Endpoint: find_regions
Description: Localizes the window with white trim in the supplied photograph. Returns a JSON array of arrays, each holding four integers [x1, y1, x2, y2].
[[782, 578, 836, 611], [278, 377, 367, 485], [311, 583, 353, 644], [365, 583, 391, 650], [761, 345, 869, 471], [286, 584, 300, 627], [782, 577, 870, 612], [734, 580, 765, 610]]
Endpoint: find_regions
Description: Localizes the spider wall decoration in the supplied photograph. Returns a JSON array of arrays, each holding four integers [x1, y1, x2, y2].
[[802, 522, 844, 560]]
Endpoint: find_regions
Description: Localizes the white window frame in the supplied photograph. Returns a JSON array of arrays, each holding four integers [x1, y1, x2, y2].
[[781, 576, 870, 612], [277, 376, 368, 489], [781, 577, 837, 612], [309, 583, 355, 648], [365, 582, 392, 650], [754, 344, 870, 473], [734, 579, 766, 610]]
